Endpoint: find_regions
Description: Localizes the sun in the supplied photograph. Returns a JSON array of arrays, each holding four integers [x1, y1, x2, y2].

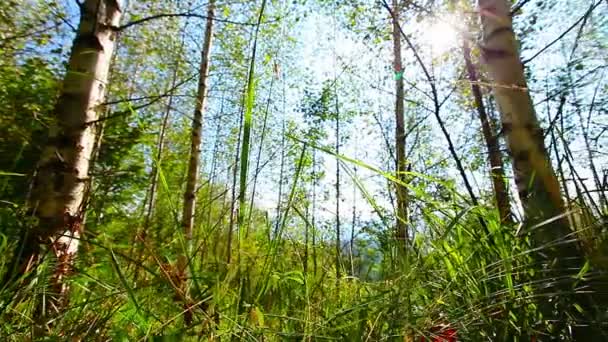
[[422, 18, 459, 54]]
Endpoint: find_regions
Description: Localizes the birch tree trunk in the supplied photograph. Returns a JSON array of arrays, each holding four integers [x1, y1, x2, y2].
[[478, 1, 606, 337], [462, 40, 512, 224], [391, 0, 408, 248], [16, 0, 121, 303], [182, 0, 215, 245], [478, 0, 570, 245]]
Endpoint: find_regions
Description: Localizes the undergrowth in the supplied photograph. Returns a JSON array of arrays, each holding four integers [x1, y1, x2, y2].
[[1, 169, 606, 340]]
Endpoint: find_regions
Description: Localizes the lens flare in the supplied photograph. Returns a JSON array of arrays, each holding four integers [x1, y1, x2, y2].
[[423, 18, 459, 54]]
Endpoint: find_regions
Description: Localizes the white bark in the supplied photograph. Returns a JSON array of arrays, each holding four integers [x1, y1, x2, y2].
[[26, 0, 122, 293], [478, 0, 566, 234]]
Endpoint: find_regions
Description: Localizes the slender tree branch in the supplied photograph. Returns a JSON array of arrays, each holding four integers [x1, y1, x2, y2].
[[0, 20, 71, 44], [87, 74, 197, 126], [510, 0, 533, 16], [534, 65, 607, 106], [522, 2, 600, 65], [115, 11, 280, 31]]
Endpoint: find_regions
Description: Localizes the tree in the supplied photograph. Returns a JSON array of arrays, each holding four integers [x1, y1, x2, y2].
[[11, 0, 122, 310], [182, 0, 215, 246], [477, 0, 605, 337], [462, 40, 512, 224], [391, 0, 409, 249], [478, 0, 574, 254]]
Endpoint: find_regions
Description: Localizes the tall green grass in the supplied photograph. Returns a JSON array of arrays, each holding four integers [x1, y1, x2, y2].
[[3, 143, 605, 340]]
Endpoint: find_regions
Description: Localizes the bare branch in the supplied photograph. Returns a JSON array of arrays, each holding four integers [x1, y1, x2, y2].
[[510, 0, 532, 16], [86, 73, 197, 126], [115, 11, 280, 31], [523, 2, 600, 65]]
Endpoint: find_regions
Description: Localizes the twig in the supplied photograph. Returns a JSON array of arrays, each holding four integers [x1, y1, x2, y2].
[[523, 2, 600, 65], [510, 0, 533, 16], [115, 11, 279, 31]]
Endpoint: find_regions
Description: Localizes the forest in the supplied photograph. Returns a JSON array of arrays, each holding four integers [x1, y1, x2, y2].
[[0, 0, 607, 340]]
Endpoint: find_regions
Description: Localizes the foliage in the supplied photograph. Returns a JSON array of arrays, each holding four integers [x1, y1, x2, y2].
[[0, 0, 607, 340]]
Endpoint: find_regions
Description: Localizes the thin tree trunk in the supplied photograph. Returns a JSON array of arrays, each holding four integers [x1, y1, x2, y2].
[[462, 40, 512, 224], [311, 148, 317, 276], [572, 80, 607, 209], [382, 0, 487, 242], [274, 94, 286, 237], [391, 0, 409, 249], [178, 1, 214, 325], [226, 101, 244, 265], [13, 0, 122, 311], [207, 96, 224, 264], [182, 0, 215, 246], [350, 165, 357, 277], [247, 77, 275, 233], [304, 204, 309, 276], [548, 92, 573, 221], [143, 21, 188, 232], [559, 128, 601, 213], [143, 52, 180, 236], [128, 54, 181, 284], [562, 1, 606, 209], [334, 87, 341, 289]]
